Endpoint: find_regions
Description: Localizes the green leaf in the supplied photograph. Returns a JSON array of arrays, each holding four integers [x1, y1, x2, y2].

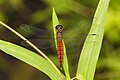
[[76, 0, 110, 80], [0, 16, 63, 79], [52, 8, 70, 80], [0, 40, 63, 80]]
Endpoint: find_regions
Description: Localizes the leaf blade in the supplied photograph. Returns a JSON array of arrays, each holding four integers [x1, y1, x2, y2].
[[0, 40, 63, 80], [52, 8, 70, 80], [76, 0, 110, 80]]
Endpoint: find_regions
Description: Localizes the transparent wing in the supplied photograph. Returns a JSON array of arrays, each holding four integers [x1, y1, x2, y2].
[[20, 24, 54, 49], [19, 19, 91, 49], [20, 39, 53, 49], [20, 24, 51, 38], [63, 19, 91, 47]]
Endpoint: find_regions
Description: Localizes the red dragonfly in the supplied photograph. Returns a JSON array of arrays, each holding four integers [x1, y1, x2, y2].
[[20, 21, 90, 69], [55, 24, 64, 69]]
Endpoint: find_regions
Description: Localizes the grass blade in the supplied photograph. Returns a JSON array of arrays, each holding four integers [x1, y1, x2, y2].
[[0, 20, 62, 78], [0, 40, 63, 80], [52, 8, 70, 80], [76, 0, 110, 80]]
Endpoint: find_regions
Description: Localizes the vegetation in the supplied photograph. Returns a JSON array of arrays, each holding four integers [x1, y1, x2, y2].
[[0, 0, 120, 80]]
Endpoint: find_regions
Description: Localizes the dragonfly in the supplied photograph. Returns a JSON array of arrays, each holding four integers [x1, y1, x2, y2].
[[55, 24, 64, 69], [20, 21, 91, 69]]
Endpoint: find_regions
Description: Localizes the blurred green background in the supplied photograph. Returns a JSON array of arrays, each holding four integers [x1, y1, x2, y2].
[[0, 0, 120, 80]]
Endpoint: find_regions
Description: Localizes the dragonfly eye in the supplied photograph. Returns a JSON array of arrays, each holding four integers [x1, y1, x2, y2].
[[56, 24, 63, 30]]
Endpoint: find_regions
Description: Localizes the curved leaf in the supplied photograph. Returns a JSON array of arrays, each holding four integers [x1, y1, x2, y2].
[[77, 0, 110, 80], [0, 40, 63, 80]]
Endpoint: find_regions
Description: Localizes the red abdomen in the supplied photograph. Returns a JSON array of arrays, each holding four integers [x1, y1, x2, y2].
[[57, 41, 64, 67]]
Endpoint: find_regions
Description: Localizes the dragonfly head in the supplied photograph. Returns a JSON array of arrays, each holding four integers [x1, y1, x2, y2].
[[56, 24, 63, 32]]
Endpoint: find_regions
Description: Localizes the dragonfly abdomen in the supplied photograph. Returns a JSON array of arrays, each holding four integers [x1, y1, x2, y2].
[[57, 42, 64, 68]]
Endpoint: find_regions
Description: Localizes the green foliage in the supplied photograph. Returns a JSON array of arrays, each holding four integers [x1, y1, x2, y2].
[[77, 0, 110, 80], [0, 40, 63, 80], [1, 0, 118, 80]]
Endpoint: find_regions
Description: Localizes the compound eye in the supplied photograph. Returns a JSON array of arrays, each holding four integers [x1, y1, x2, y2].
[[60, 25, 63, 29], [56, 24, 63, 30], [55, 25, 58, 29]]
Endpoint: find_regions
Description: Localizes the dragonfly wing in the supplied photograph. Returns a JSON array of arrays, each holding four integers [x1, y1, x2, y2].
[[20, 19, 91, 50], [63, 19, 90, 41], [63, 19, 91, 39], [63, 19, 91, 47], [20, 24, 56, 50], [20, 39, 53, 50], [20, 24, 51, 38]]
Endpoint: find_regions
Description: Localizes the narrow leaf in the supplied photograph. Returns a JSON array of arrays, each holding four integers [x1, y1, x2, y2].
[[0, 40, 63, 80], [0, 20, 61, 77], [52, 8, 70, 79], [77, 0, 110, 80]]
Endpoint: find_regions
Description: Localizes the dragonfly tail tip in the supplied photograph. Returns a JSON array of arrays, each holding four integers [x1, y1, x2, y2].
[[60, 64, 63, 70]]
